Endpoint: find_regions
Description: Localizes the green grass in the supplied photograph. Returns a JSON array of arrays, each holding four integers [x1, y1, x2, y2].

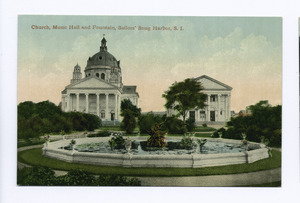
[[194, 126, 216, 132], [18, 148, 281, 177], [194, 133, 213, 138], [100, 125, 121, 131]]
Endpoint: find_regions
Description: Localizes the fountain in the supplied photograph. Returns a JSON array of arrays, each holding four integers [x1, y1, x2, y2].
[[42, 134, 270, 168]]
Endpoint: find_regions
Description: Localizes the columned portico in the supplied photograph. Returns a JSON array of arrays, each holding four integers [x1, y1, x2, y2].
[[175, 75, 232, 124], [61, 37, 139, 123]]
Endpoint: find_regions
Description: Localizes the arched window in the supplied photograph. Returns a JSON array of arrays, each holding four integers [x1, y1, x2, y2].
[[96, 73, 99, 78], [101, 73, 105, 80]]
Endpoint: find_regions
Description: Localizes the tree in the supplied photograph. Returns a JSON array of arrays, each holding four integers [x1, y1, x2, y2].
[[120, 99, 141, 117], [162, 78, 207, 122], [224, 100, 281, 147], [120, 99, 141, 134]]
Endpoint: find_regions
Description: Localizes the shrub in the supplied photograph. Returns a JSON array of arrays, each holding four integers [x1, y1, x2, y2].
[[17, 166, 56, 186], [269, 129, 281, 147], [138, 113, 163, 134], [56, 169, 96, 186], [108, 134, 126, 150], [179, 134, 194, 149], [121, 109, 136, 134], [202, 123, 207, 127], [17, 167, 141, 186], [222, 127, 241, 140], [147, 123, 167, 148], [186, 117, 196, 132], [212, 131, 220, 138], [162, 116, 186, 134], [88, 130, 111, 137]]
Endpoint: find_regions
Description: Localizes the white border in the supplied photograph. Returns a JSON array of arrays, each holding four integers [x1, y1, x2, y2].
[[0, 0, 299, 202]]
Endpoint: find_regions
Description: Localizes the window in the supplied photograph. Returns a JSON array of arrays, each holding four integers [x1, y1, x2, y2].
[[220, 111, 222, 115], [101, 73, 105, 80], [99, 56, 103, 60], [101, 112, 105, 119], [96, 73, 99, 78], [200, 111, 205, 118], [210, 95, 217, 102]]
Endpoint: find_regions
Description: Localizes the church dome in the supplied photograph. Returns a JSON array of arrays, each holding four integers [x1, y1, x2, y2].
[[85, 37, 120, 70]]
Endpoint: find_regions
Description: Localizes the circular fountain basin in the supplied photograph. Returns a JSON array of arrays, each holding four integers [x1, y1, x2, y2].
[[43, 137, 270, 168]]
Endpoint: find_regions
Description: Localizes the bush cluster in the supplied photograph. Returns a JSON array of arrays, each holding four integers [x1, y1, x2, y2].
[[162, 116, 186, 134], [223, 101, 281, 147], [18, 101, 101, 140], [138, 113, 164, 134], [17, 166, 141, 186]]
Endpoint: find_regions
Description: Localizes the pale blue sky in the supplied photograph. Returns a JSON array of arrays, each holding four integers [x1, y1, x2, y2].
[[18, 16, 282, 112]]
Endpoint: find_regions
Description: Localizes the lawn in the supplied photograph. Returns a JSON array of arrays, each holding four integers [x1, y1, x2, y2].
[[18, 148, 281, 177]]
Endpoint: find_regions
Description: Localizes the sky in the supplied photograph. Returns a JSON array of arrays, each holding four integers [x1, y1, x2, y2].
[[18, 16, 282, 112]]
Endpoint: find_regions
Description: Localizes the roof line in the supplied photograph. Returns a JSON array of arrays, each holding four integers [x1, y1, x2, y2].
[[194, 75, 233, 90]]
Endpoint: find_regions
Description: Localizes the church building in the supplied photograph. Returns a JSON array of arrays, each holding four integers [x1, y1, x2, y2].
[[168, 75, 232, 124], [61, 37, 139, 123]]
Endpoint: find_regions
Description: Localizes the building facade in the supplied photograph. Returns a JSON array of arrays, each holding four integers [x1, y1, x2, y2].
[[168, 75, 232, 124], [61, 37, 139, 122]]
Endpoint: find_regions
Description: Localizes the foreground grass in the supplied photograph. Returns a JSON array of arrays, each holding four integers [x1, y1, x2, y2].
[[18, 148, 281, 177]]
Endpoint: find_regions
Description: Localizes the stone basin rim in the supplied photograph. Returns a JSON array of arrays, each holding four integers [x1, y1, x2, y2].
[[42, 137, 270, 168]]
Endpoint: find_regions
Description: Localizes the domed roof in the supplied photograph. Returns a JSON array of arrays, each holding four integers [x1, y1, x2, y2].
[[85, 37, 120, 70]]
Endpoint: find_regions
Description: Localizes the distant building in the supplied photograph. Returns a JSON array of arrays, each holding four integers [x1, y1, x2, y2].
[[168, 75, 232, 124], [238, 110, 252, 117], [61, 37, 139, 123]]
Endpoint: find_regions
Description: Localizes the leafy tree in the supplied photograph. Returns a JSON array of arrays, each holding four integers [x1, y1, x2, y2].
[[17, 100, 101, 140], [224, 100, 281, 147], [186, 117, 196, 132], [120, 99, 140, 134], [162, 116, 186, 134], [162, 78, 207, 122], [120, 109, 136, 134], [138, 113, 164, 134], [120, 99, 141, 117]]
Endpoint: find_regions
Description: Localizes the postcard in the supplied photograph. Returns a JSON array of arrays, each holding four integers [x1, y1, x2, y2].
[[17, 15, 282, 187]]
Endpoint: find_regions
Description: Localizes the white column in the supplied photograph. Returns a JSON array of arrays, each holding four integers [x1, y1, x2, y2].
[[66, 94, 70, 112], [207, 94, 210, 121], [96, 93, 100, 117], [85, 93, 89, 113], [105, 93, 109, 120], [225, 95, 228, 121], [118, 95, 121, 120], [114, 94, 118, 120], [228, 94, 231, 120], [217, 94, 221, 121], [76, 93, 79, 111]]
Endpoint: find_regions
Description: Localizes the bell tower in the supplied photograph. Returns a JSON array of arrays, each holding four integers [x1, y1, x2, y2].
[[71, 64, 82, 83]]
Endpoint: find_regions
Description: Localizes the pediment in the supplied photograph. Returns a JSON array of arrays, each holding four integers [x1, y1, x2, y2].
[[195, 75, 232, 90], [67, 77, 116, 89]]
